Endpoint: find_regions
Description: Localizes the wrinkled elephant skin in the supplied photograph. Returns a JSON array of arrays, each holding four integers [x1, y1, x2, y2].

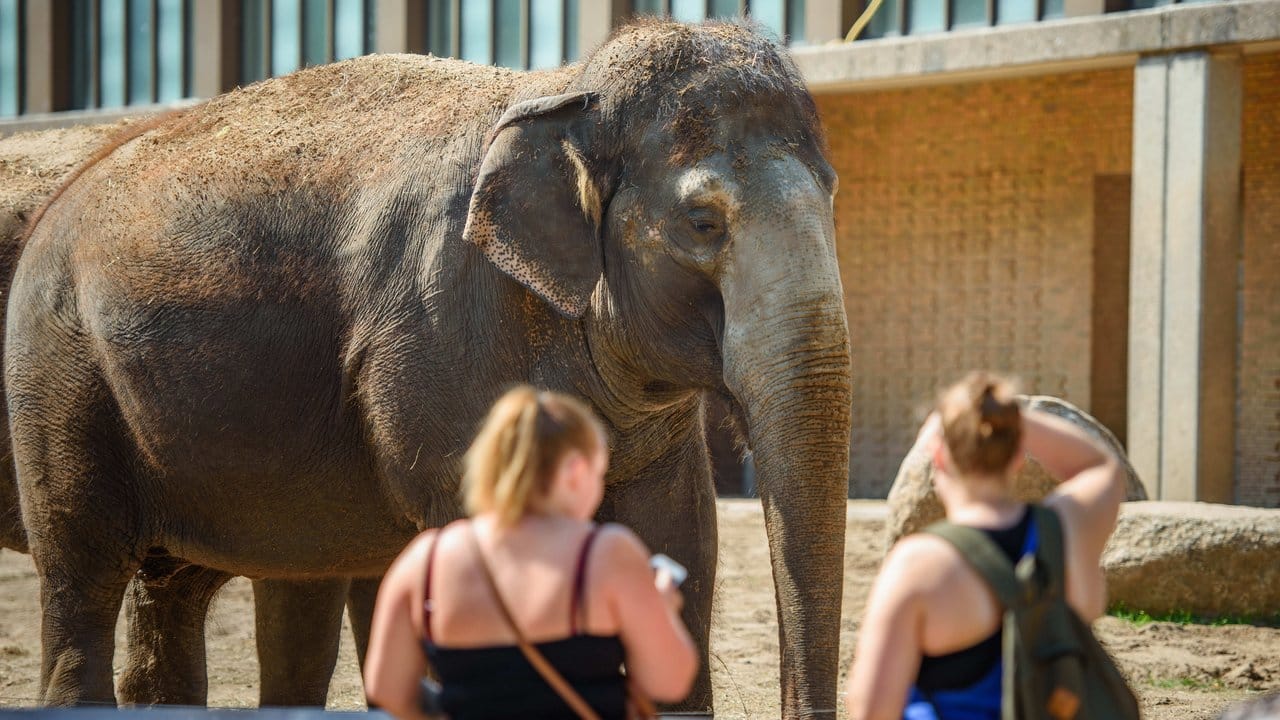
[[8, 21, 852, 718]]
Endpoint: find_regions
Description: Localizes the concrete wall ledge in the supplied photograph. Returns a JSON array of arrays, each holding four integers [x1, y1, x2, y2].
[[0, 100, 201, 136], [795, 0, 1280, 92]]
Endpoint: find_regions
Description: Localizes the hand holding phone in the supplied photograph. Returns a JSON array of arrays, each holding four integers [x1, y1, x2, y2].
[[649, 553, 688, 586], [649, 553, 687, 614]]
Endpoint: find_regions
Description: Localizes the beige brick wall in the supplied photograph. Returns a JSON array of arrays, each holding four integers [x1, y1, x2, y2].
[[1237, 53, 1280, 507], [816, 70, 1133, 497]]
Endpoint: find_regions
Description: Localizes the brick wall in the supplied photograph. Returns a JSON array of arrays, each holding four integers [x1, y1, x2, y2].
[[815, 70, 1133, 497], [1237, 53, 1280, 507]]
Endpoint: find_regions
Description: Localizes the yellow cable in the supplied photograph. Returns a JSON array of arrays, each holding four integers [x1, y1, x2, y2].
[[845, 0, 887, 42]]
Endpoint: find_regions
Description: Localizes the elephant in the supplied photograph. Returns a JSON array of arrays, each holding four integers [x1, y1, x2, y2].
[[0, 121, 379, 707], [1, 124, 397, 708], [8, 18, 853, 718]]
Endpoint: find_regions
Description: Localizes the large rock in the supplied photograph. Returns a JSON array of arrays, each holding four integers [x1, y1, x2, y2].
[[884, 395, 1147, 548], [1103, 501, 1280, 617]]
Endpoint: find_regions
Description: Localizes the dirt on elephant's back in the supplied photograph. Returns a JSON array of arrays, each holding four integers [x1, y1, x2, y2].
[[0, 500, 1276, 717]]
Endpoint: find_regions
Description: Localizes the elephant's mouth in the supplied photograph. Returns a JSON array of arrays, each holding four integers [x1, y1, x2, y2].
[[711, 388, 750, 455]]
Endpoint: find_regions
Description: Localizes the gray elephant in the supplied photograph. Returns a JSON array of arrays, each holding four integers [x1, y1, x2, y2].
[[0, 121, 373, 706], [9, 19, 853, 718]]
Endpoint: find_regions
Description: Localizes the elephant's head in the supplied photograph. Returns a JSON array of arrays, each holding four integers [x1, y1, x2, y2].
[[463, 20, 852, 718]]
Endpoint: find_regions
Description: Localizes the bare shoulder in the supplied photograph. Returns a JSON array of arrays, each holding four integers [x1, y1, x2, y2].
[[383, 529, 439, 590], [594, 523, 649, 559], [877, 534, 967, 596]]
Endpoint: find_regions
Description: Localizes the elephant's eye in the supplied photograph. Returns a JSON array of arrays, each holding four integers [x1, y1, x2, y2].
[[687, 208, 723, 239]]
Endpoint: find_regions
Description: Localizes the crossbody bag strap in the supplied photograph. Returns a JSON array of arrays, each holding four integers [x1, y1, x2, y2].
[[467, 523, 603, 720]]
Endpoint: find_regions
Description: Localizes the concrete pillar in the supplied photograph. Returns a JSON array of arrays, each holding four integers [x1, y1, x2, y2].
[[191, 0, 239, 98], [578, 0, 630, 57], [1063, 0, 1126, 18], [805, 0, 860, 44], [373, 0, 427, 55], [1128, 51, 1241, 503], [23, 0, 72, 113]]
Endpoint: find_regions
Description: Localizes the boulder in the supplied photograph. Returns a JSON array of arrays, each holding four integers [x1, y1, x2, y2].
[[1103, 501, 1280, 617], [884, 395, 1147, 548]]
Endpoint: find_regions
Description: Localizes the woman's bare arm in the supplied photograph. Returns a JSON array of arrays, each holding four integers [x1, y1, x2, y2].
[[846, 539, 928, 720], [363, 531, 435, 720], [1025, 410, 1125, 620]]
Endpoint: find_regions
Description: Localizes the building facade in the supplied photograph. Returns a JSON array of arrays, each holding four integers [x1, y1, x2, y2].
[[1, 0, 1277, 505]]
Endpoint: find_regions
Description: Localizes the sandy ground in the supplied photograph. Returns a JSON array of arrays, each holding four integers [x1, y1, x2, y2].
[[1, 499, 1276, 718]]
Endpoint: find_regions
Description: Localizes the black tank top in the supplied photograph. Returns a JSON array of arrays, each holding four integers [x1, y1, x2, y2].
[[915, 506, 1033, 691], [421, 523, 628, 720]]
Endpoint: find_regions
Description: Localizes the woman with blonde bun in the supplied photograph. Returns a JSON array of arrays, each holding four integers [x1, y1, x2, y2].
[[364, 386, 697, 720], [845, 372, 1126, 720]]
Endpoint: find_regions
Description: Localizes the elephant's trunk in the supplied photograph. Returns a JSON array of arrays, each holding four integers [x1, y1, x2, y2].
[[725, 295, 851, 718], [719, 162, 853, 717]]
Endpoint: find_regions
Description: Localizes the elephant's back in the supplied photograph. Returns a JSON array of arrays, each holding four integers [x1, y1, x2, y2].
[[111, 55, 572, 199]]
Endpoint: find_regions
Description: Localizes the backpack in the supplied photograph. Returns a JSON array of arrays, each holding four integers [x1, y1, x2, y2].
[[924, 505, 1141, 720]]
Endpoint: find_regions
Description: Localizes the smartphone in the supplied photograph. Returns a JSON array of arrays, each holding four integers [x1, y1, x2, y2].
[[649, 553, 688, 587]]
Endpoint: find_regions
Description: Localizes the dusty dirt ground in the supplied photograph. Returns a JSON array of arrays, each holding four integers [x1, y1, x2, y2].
[[1, 499, 1276, 718]]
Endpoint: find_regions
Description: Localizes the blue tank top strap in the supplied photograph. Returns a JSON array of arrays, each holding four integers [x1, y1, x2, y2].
[[1020, 508, 1040, 558]]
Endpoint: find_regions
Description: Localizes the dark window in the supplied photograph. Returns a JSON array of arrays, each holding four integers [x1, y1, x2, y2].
[[0, 0, 21, 117], [996, 0, 1038, 24], [494, 0, 522, 68], [907, 0, 945, 33], [863, 0, 902, 38], [425, 0, 580, 70], [951, 0, 987, 28], [529, 0, 564, 68], [70, 0, 193, 110], [240, 0, 376, 85], [460, 0, 492, 64], [631, 0, 808, 45]]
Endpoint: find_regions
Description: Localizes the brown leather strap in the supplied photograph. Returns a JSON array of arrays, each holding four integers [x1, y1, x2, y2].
[[467, 522, 602, 720]]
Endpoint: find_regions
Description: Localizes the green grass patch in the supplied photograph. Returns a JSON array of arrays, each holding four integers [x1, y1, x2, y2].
[[1149, 676, 1227, 692], [1107, 603, 1280, 628]]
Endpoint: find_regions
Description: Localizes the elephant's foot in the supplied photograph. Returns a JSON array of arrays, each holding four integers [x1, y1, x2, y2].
[[118, 556, 232, 705], [254, 577, 349, 707]]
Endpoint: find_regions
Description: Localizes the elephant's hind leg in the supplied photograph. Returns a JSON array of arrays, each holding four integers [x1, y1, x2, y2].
[[254, 578, 349, 707], [14, 398, 149, 705], [31, 543, 138, 706], [345, 577, 381, 672], [118, 557, 233, 705]]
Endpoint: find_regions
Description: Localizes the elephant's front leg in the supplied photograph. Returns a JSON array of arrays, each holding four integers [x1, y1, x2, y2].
[[253, 578, 350, 707], [600, 431, 718, 715]]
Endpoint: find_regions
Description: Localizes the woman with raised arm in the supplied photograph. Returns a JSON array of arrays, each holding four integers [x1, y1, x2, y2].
[[845, 372, 1127, 720], [364, 386, 697, 720]]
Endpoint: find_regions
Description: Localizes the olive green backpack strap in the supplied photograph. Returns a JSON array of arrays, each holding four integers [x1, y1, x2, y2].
[[1027, 505, 1066, 591], [921, 520, 1022, 608]]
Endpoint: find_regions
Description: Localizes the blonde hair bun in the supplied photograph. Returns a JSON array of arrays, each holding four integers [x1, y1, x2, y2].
[[461, 386, 606, 525]]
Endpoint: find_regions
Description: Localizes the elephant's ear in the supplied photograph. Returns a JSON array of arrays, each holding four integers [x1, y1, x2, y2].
[[463, 91, 603, 319]]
